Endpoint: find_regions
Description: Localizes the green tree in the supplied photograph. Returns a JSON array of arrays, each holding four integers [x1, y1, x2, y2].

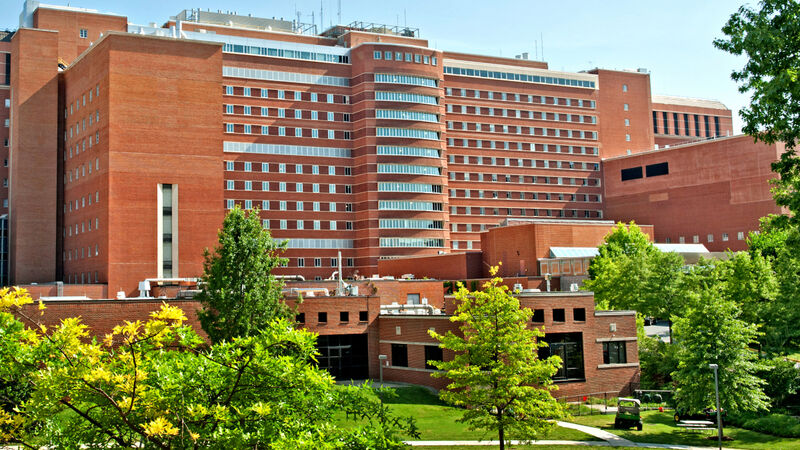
[[0, 291, 415, 448], [714, 0, 800, 221], [197, 206, 290, 343], [584, 222, 687, 340], [429, 267, 564, 450], [672, 289, 769, 415]]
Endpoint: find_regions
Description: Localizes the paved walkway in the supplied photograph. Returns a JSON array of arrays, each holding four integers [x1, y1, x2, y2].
[[406, 420, 721, 449]]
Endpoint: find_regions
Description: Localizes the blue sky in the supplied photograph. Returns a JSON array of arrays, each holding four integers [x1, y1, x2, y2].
[[2, 0, 752, 132]]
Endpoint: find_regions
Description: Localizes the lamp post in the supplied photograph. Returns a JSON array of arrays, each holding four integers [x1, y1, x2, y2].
[[378, 354, 387, 385], [709, 363, 722, 450]]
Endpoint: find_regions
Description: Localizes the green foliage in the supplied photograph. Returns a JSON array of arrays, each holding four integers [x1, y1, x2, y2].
[[728, 412, 800, 438], [0, 291, 415, 448], [584, 222, 686, 338], [757, 357, 800, 408], [429, 267, 564, 450], [197, 206, 290, 343], [638, 335, 680, 390], [672, 289, 769, 414]]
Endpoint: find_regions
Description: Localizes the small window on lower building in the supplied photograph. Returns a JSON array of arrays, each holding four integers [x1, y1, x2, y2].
[[425, 345, 443, 370], [553, 308, 565, 322], [603, 341, 627, 364], [391, 343, 408, 367], [722, 233, 729, 241], [707, 234, 714, 243], [359, 310, 368, 322], [318, 312, 327, 323], [407, 293, 420, 305], [340, 311, 349, 322], [296, 313, 305, 324], [532, 309, 545, 323], [738, 231, 745, 240], [573, 308, 586, 322]]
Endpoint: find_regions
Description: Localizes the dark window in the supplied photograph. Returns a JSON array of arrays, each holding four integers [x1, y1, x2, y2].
[[359, 310, 368, 322], [573, 308, 586, 322], [621, 166, 643, 181], [532, 309, 545, 323], [340, 311, 349, 322], [652, 111, 658, 134], [538, 332, 585, 380], [553, 308, 565, 322], [296, 313, 305, 324], [317, 334, 369, 379], [673, 113, 680, 136], [391, 343, 408, 367], [704, 115, 710, 137], [714, 116, 720, 137], [318, 312, 327, 323], [645, 162, 669, 177], [684, 114, 690, 136], [424, 345, 443, 370], [603, 341, 627, 364], [662, 111, 669, 135], [694, 114, 700, 136]]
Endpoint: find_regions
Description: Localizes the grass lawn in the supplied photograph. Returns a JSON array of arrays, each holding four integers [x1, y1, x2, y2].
[[569, 410, 800, 449], [338, 386, 594, 442]]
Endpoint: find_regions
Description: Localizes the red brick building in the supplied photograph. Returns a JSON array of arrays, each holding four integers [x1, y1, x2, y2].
[[3, 1, 780, 295]]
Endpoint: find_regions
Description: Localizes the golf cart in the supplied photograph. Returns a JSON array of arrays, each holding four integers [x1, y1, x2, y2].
[[614, 398, 643, 431]]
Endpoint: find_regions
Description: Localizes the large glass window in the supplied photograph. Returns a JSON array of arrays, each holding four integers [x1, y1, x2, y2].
[[538, 332, 584, 381], [603, 341, 627, 364]]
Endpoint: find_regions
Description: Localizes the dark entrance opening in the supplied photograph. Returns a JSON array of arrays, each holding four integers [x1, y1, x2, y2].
[[316, 333, 369, 380], [538, 332, 585, 381]]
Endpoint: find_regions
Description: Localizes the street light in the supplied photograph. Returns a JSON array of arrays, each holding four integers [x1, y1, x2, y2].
[[709, 363, 722, 450]]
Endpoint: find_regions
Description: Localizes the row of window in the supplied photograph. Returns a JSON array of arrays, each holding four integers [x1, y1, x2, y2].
[[374, 91, 438, 105], [66, 271, 100, 285], [223, 66, 350, 87], [445, 89, 596, 109], [664, 231, 747, 244], [373, 50, 438, 67], [222, 43, 349, 64], [377, 145, 441, 158], [449, 154, 599, 171], [224, 123, 351, 139], [620, 162, 669, 181], [379, 237, 445, 248], [224, 104, 351, 122], [374, 73, 438, 88], [64, 244, 99, 261], [449, 189, 601, 203], [379, 219, 444, 229], [449, 206, 602, 219], [224, 85, 350, 103], [297, 310, 366, 325], [653, 111, 723, 138], [448, 122, 597, 140], [450, 172, 600, 187], [444, 66, 596, 89], [223, 141, 352, 158], [294, 257, 355, 269], [446, 103, 596, 124], [65, 132, 101, 160], [377, 163, 441, 176], [447, 137, 598, 151], [226, 199, 354, 213], [252, 218, 346, 231], [225, 180, 352, 194], [66, 84, 100, 117], [376, 127, 440, 140], [378, 182, 443, 193], [65, 217, 99, 237], [378, 200, 443, 211], [376, 109, 439, 123], [66, 110, 100, 142], [64, 158, 100, 184], [225, 161, 352, 175], [64, 192, 100, 214]]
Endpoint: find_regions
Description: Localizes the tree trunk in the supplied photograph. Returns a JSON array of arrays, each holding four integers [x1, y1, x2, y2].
[[499, 418, 504, 450], [668, 319, 673, 344]]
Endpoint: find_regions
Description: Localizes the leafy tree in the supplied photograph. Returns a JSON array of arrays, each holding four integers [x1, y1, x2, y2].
[[429, 267, 564, 450], [0, 290, 415, 448], [197, 206, 290, 343], [714, 0, 800, 222], [584, 222, 687, 340], [672, 289, 769, 415]]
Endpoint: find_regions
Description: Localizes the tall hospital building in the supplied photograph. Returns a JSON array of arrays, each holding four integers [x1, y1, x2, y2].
[[3, 1, 782, 294]]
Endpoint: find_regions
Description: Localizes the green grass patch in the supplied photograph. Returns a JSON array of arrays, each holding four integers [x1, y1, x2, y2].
[[569, 410, 800, 449], [337, 386, 594, 442]]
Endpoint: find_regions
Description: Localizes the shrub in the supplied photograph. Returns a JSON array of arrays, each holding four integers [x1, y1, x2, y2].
[[729, 413, 800, 438]]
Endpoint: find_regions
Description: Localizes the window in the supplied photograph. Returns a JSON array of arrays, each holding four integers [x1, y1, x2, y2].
[[294, 109, 302, 119], [373, 50, 381, 59], [573, 308, 586, 322], [314, 258, 322, 267], [539, 332, 584, 380], [603, 341, 627, 364], [339, 311, 349, 322], [707, 234, 714, 243], [318, 312, 327, 323], [738, 231, 745, 240], [532, 309, 545, 323], [79, 29, 88, 38], [294, 91, 302, 101], [622, 84, 628, 92], [553, 308, 565, 322], [359, 311, 368, 322], [296, 313, 305, 324], [425, 345, 442, 370], [645, 162, 669, 177], [391, 343, 408, 367], [722, 233, 729, 241]]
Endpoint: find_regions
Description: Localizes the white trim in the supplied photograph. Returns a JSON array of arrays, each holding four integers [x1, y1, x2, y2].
[[381, 340, 440, 346], [596, 337, 637, 343], [597, 363, 640, 369]]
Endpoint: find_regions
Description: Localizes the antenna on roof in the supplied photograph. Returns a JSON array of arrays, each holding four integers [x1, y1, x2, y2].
[[320, 0, 323, 31], [337, 0, 341, 24], [541, 32, 544, 60]]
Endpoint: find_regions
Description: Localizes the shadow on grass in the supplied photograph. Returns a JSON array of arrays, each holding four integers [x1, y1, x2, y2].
[[382, 386, 448, 406]]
